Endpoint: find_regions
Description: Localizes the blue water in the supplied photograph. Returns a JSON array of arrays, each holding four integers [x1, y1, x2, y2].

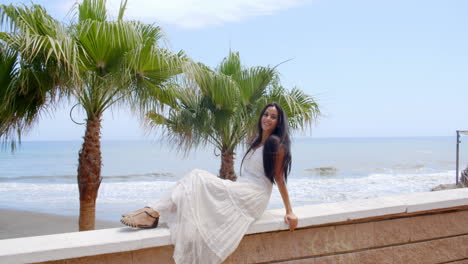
[[0, 137, 464, 221]]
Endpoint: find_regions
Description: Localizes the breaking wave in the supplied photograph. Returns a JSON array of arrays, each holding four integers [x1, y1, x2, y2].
[[0, 172, 178, 183]]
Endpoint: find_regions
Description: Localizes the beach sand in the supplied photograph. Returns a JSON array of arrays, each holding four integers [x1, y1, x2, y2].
[[0, 209, 121, 239]]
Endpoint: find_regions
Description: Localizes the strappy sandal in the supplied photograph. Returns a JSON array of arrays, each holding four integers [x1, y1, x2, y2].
[[120, 210, 159, 229], [122, 206, 152, 217]]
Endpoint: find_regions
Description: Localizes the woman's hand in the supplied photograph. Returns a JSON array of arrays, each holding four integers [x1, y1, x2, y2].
[[284, 212, 298, 231]]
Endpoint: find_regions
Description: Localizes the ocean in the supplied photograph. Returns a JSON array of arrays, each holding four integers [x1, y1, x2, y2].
[[0, 137, 464, 222]]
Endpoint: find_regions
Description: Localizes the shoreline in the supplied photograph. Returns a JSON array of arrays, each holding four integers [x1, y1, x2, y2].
[[0, 209, 121, 240]]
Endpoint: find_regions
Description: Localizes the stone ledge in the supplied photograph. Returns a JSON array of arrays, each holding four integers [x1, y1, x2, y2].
[[224, 211, 468, 263], [0, 188, 467, 264], [248, 188, 468, 234]]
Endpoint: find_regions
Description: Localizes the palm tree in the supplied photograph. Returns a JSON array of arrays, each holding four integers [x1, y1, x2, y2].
[[147, 52, 320, 181], [72, 0, 185, 231], [0, 0, 183, 230], [0, 4, 76, 151]]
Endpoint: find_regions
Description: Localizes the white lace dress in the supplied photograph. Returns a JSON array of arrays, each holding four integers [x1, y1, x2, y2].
[[150, 146, 272, 264]]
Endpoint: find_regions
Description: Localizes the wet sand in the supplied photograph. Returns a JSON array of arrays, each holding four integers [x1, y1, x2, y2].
[[0, 209, 121, 239]]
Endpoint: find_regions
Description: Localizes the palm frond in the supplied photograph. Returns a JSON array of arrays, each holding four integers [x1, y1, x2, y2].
[[78, 0, 107, 22], [235, 66, 277, 104], [0, 43, 63, 150], [267, 84, 320, 131], [117, 0, 128, 21], [217, 51, 241, 76], [0, 4, 77, 150], [129, 21, 164, 48], [0, 4, 81, 82], [76, 20, 137, 73], [190, 65, 240, 112]]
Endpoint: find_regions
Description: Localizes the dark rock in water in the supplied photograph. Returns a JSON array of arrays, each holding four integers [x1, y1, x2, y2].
[[432, 165, 468, 191], [304, 167, 337, 176], [431, 183, 464, 191]]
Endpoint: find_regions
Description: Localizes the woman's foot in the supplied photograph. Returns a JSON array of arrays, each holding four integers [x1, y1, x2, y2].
[[120, 208, 160, 229], [121, 206, 151, 217]]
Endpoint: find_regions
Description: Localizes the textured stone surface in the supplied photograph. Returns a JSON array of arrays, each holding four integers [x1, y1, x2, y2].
[[411, 214, 447, 242], [37, 260, 66, 264], [305, 226, 337, 256], [226, 210, 468, 264], [38, 252, 133, 264], [374, 217, 411, 246], [364, 247, 394, 264], [276, 248, 394, 264], [225, 229, 314, 263], [393, 235, 467, 264], [333, 222, 374, 251], [277, 258, 316, 263], [68, 252, 133, 264], [313, 255, 342, 264], [354, 222, 374, 249], [275, 236, 466, 264], [442, 211, 468, 237], [310, 247, 394, 264], [410, 211, 468, 242], [334, 224, 358, 252], [446, 259, 468, 264], [132, 246, 175, 264]]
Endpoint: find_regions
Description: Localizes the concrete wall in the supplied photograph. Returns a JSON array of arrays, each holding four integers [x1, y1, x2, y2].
[[1, 188, 467, 264]]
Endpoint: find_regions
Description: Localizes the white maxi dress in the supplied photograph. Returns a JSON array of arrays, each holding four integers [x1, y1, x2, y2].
[[150, 146, 273, 264]]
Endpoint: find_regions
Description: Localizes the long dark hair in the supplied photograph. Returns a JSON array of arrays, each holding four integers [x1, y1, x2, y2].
[[241, 102, 292, 184]]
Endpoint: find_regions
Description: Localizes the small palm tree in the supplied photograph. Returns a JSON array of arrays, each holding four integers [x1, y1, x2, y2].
[[0, 0, 183, 230], [148, 52, 320, 180]]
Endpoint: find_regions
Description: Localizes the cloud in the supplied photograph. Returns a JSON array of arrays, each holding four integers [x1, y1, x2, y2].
[[68, 0, 307, 29], [8, 0, 308, 28]]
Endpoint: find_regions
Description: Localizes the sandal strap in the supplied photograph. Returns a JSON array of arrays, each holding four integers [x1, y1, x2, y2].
[[132, 210, 159, 219], [126, 211, 158, 228], [143, 211, 158, 219]]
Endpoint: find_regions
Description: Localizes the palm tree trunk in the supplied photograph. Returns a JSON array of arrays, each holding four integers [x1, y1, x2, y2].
[[77, 117, 102, 231], [219, 150, 236, 181]]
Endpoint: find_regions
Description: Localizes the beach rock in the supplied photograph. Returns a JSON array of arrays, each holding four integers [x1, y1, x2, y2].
[[431, 183, 463, 191], [432, 165, 468, 191], [303, 167, 337, 176], [460, 166, 468, 187]]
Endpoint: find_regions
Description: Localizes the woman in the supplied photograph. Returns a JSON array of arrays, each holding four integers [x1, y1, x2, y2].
[[121, 102, 298, 263]]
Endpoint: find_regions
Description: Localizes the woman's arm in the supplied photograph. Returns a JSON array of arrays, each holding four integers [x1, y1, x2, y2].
[[274, 147, 298, 231]]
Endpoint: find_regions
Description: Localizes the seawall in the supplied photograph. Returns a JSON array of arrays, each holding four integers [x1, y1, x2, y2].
[[1, 188, 467, 264]]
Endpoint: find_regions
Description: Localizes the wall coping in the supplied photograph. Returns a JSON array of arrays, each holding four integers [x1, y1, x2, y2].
[[1, 188, 467, 264]]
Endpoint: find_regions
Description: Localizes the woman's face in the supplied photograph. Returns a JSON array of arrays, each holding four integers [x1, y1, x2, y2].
[[261, 106, 279, 134]]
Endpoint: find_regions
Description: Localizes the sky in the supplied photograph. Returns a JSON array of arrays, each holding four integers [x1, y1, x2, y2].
[[1, 0, 467, 140]]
